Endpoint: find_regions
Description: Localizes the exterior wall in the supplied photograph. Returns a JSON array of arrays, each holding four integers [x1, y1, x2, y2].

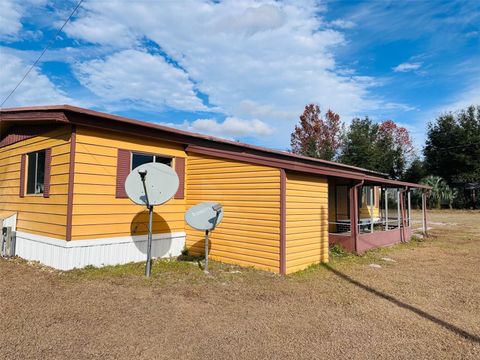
[[0, 126, 71, 239], [71, 126, 187, 241], [285, 172, 329, 274], [186, 153, 281, 272], [14, 231, 185, 271]]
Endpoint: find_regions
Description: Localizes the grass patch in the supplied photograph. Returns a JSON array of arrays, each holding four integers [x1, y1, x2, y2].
[[64, 258, 200, 281]]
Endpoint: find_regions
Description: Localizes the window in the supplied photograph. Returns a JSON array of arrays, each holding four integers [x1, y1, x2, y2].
[[26, 150, 46, 194], [131, 152, 172, 170], [363, 186, 374, 206]]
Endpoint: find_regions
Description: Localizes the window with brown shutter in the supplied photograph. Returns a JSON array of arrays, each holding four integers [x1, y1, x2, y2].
[[116, 149, 131, 198], [116, 150, 181, 199], [25, 150, 46, 195], [174, 157, 185, 199], [19, 154, 26, 198], [43, 148, 52, 198]]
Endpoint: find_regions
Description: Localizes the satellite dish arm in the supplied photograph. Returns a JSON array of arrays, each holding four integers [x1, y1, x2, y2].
[[138, 170, 150, 208], [211, 203, 222, 231]]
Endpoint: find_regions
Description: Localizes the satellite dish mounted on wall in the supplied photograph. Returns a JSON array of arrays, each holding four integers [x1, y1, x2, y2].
[[125, 162, 179, 277], [185, 202, 224, 273]]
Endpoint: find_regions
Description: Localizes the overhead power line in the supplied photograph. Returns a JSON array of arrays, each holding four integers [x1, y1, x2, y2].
[[431, 143, 480, 151], [0, 0, 84, 108]]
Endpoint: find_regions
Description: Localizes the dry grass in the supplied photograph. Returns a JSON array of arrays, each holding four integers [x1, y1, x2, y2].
[[0, 210, 479, 359]]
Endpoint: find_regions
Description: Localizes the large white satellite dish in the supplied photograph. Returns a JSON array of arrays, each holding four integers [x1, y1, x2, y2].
[[125, 162, 179, 277], [125, 163, 179, 206], [185, 202, 223, 273]]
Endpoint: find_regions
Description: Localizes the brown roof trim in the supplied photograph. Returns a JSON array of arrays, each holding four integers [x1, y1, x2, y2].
[[0, 110, 67, 125], [186, 145, 365, 180], [363, 175, 431, 189], [186, 145, 431, 189], [0, 105, 430, 189], [0, 105, 387, 177], [279, 169, 286, 275], [66, 125, 76, 241]]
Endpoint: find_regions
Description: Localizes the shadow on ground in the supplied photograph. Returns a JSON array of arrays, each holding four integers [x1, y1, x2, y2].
[[323, 263, 480, 344]]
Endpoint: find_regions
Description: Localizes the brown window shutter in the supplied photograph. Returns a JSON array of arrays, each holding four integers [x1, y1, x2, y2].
[[43, 148, 52, 198], [116, 149, 131, 198], [174, 157, 185, 199], [19, 154, 26, 198]]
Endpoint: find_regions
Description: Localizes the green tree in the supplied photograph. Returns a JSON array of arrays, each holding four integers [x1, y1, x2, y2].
[[340, 117, 378, 170], [421, 175, 456, 209], [424, 105, 480, 184], [403, 158, 427, 184], [341, 118, 413, 179]]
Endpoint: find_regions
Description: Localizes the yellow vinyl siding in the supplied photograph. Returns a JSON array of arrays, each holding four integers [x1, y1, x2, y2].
[[285, 172, 328, 274], [360, 186, 381, 219], [0, 126, 71, 239], [186, 154, 281, 273], [70, 126, 187, 240]]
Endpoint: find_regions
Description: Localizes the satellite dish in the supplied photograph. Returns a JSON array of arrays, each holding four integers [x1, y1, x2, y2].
[[125, 162, 179, 206], [185, 202, 223, 274], [125, 162, 179, 277], [185, 202, 224, 231]]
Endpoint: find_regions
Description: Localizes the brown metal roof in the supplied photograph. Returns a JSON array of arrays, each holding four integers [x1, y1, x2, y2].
[[0, 104, 430, 189]]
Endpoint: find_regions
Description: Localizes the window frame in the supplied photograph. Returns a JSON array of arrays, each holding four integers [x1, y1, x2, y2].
[[363, 186, 374, 207], [25, 149, 46, 195], [130, 151, 173, 171]]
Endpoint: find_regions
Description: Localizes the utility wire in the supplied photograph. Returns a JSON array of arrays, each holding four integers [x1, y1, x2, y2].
[[430, 143, 479, 151], [0, 0, 84, 108]]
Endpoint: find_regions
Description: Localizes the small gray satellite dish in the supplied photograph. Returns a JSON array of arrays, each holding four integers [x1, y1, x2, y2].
[[125, 162, 179, 277], [125, 162, 179, 206], [185, 202, 223, 274], [185, 202, 224, 231]]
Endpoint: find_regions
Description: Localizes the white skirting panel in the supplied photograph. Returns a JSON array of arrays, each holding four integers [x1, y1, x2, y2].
[[15, 231, 186, 271]]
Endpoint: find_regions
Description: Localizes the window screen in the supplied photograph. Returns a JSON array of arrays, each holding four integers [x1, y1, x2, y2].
[[26, 150, 46, 194]]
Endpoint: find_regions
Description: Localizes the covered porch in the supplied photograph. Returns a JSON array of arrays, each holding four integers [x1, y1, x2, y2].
[[328, 177, 429, 254]]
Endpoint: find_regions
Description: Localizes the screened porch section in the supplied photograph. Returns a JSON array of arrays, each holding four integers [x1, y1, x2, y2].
[[328, 179, 426, 254]]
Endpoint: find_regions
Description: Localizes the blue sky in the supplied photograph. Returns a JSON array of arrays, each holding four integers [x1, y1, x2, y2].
[[1, 0, 479, 152]]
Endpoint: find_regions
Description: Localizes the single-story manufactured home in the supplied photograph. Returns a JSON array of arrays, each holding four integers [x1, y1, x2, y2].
[[0, 105, 430, 274]]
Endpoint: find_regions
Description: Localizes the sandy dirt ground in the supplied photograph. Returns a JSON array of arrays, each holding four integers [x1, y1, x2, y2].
[[0, 210, 479, 359]]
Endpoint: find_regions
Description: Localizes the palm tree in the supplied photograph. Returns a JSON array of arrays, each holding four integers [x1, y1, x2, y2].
[[420, 175, 455, 209]]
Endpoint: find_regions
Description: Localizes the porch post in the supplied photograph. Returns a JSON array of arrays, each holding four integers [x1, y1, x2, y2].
[[397, 189, 401, 228], [407, 190, 411, 227], [422, 191, 428, 237], [370, 188, 374, 232], [385, 188, 389, 230], [350, 181, 363, 253], [349, 186, 357, 252]]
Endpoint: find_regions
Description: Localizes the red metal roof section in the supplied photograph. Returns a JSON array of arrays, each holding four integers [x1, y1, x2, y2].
[[0, 105, 430, 189]]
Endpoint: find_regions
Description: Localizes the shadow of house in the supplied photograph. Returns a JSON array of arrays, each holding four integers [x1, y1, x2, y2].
[[323, 264, 480, 344]]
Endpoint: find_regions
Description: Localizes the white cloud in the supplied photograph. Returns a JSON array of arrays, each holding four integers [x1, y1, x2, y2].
[[163, 116, 274, 140], [0, 52, 70, 107], [0, 0, 46, 40], [393, 62, 422, 73], [330, 19, 356, 29], [191, 117, 274, 138], [61, 0, 384, 147], [0, 0, 23, 39], [73, 49, 208, 112]]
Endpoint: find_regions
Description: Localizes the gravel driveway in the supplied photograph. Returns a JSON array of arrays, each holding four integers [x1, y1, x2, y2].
[[1, 210, 479, 359]]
